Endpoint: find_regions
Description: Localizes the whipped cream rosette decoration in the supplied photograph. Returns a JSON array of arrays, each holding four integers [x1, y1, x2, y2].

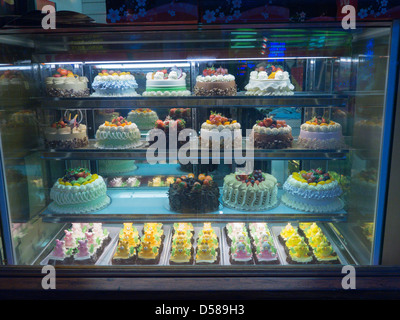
[[245, 64, 294, 96], [281, 169, 344, 213], [45, 68, 89, 97], [194, 66, 237, 96], [252, 117, 293, 149], [48, 168, 110, 214], [297, 115, 345, 150], [222, 170, 279, 211], [91, 70, 139, 97], [142, 66, 191, 96], [95, 115, 141, 149]]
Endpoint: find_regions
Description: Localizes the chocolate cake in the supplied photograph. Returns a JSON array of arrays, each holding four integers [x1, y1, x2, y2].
[[168, 173, 220, 213]]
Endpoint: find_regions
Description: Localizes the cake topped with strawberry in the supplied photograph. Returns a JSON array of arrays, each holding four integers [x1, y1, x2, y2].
[[194, 66, 237, 96], [44, 114, 88, 149], [91, 69, 139, 97], [201, 112, 241, 131], [245, 64, 294, 96], [143, 66, 190, 96], [45, 67, 89, 97], [252, 117, 293, 149]]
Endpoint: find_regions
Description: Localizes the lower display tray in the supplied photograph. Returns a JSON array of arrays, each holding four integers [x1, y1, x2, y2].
[[39, 222, 349, 266]]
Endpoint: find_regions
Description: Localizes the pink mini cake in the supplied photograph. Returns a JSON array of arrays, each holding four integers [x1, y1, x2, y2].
[[297, 115, 345, 150]]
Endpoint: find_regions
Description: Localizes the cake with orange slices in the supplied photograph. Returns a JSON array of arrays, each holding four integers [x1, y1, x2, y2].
[[282, 169, 344, 213], [48, 168, 110, 214], [127, 108, 159, 131], [297, 115, 345, 150], [45, 68, 89, 97], [91, 70, 139, 97], [200, 112, 241, 149], [95, 116, 141, 149]]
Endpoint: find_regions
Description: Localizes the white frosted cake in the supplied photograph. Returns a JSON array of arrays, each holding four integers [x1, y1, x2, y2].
[[281, 169, 344, 213], [95, 116, 141, 149], [245, 65, 294, 96], [44, 117, 88, 149], [48, 168, 110, 214], [297, 116, 345, 149], [127, 108, 159, 131], [200, 112, 241, 149], [143, 66, 190, 96], [91, 70, 139, 97], [222, 170, 278, 211], [45, 68, 89, 97]]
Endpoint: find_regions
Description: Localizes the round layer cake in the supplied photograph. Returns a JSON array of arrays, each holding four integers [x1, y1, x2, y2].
[[297, 116, 344, 149], [168, 173, 220, 213], [200, 112, 241, 149], [91, 70, 139, 97], [44, 118, 88, 149], [194, 67, 236, 96], [48, 168, 110, 214], [45, 68, 89, 97], [245, 65, 294, 96], [142, 67, 191, 96], [127, 108, 159, 131], [222, 170, 278, 211], [252, 117, 293, 149], [281, 169, 344, 213], [98, 160, 137, 175], [95, 116, 141, 149]]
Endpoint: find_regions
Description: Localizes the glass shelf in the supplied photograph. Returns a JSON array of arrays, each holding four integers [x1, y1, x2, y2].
[[41, 139, 350, 161], [41, 188, 347, 223], [36, 92, 349, 109]]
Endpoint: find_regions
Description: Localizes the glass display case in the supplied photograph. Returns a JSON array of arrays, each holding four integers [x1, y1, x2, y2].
[[0, 20, 399, 296]]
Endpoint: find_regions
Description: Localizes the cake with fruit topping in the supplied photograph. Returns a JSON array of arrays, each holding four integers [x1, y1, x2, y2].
[[143, 66, 190, 96], [245, 64, 294, 96], [281, 169, 344, 213], [222, 169, 278, 211], [127, 108, 159, 131], [91, 70, 139, 97], [151, 117, 187, 149], [45, 68, 89, 97], [48, 168, 110, 214], [252, 117, 293, 149], [194, 66, 236, 96], [44, 115, 88, 149], [169, 108, 192, 127], [95, 116, 141, 149], [168, 173, 220, 213], [297, 115, 345, 150], [200, 112, 241, 149]]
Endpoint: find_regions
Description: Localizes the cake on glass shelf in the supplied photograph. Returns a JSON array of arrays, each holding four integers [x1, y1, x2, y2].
[[168, 174, 220, 213], [91, 70, 139, 97], [281, 169, 344, 213], [252, 117, 293, 149], [142, 66, 190, 96], [95, 116, 141, 149], [200, 112, 241, 150], [98, 160, 137, 175], [48, 168, 110, 214], [194, 66, 236, 96], [45, 68, 89, 97], [245, 64, 294, 96], [127, 108, 159, 131], [44, 116, 88, 149], [297, 115, 345, 150], [222, 169, 278, 211]]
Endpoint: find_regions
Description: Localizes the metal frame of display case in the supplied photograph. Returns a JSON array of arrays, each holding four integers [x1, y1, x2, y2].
[[0, 21, 399, 297]]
